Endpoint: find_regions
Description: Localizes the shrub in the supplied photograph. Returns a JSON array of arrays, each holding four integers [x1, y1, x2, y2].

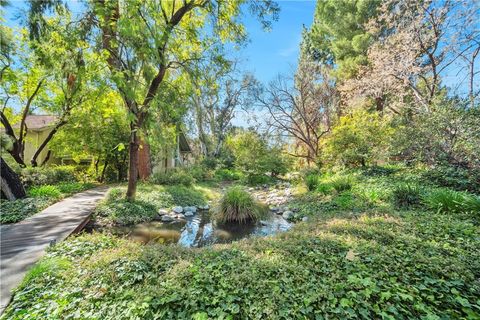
[[243, 174, 272, 186], [330, 176, 353, 192], [422, 165, 480, 194], [28, 185, 61, 198], [317, 183, 333, 195], [392, 184, 422, 209], [323, 109, 394, 167], [216, 187, 267, 224], [151, 169, 194, 186], [106, 187, 124, 202], [215, 168, 242, 181], [362, 165, 400, 177], [95, 199, 158, 225], [56, 182, 95, 194], [189, 164, 214, 182], [20, 165, 77, 187], [424, 189, 480, 214], [304, 174, 319, 191]]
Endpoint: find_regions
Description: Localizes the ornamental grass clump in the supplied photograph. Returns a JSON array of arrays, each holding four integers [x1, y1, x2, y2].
[[330, 176, 353, 193], [424, 188, 480, 215], [392, 184, 422, 209], [216, 186, 266, 224], [305, 174, 319, 191]]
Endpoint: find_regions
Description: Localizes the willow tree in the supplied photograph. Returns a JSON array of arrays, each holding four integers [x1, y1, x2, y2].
[[90, 0, 278, 200]]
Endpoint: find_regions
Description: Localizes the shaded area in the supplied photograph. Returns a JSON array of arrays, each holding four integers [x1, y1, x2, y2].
[[0, 186, 109, 313]]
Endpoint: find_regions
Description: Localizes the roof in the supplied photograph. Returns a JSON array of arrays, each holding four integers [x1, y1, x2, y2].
[[179, 132, 192, 153], [13, 115, 57, 130]]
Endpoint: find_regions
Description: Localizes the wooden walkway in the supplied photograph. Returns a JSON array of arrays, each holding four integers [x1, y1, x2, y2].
[[0, 186, 109, 313]]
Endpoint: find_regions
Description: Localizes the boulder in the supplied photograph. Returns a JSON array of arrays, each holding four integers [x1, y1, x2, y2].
[[184, 206, 197, 213], [302, 216, 309, 222], [176, 214, 185, 219], [161, 215, 174, 222], [260, 220, 268, 226], [198, 204, 210, 210], [158, 209, 169, 216], [172, 206, 183, 213], [184, 211, 194, 217], [282, 210, 294, 220]]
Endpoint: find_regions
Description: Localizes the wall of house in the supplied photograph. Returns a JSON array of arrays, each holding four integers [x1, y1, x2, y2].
[[23, 129, 56, 165]]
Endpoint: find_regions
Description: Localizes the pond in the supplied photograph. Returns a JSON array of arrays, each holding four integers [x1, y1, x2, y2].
[[92, 210, 292, 248]]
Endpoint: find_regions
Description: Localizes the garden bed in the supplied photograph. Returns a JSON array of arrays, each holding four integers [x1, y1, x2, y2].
[[3, 170, 480, 319]]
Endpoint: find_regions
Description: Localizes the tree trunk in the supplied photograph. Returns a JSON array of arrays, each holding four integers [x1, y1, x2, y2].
[[137, 138, 152, 180], [31, 121, 66, 167], [100, 160, 108, 183], [126, 127, 140, 201], [0, 157, 26, 200], [40, 150, 52, 167]]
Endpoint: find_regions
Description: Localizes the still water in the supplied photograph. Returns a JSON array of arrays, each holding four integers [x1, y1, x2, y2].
[[98, 211, 292, 248]]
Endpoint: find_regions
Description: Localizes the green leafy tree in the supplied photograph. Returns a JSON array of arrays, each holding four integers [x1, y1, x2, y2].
[[50, 90, 130, 182], [323, 109, 394, 167], [1, 13, 105, 167], [89, 0, 279, 200], [226, 130, 290, 178], [304, 0, 380, 79]]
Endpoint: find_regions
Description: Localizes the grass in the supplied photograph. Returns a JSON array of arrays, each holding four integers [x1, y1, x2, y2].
[[392, 184, 422, 209], [3, 168, 480, 319], [0, 182, 96, 224], [423, 188, 480, 215], [94, 183, 215, 226], [215, 186, 267, 224], [304, 174, 318, 191]]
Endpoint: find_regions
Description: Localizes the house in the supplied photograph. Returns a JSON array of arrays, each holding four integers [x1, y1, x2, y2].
[[12, 115, 59, 165], [6, 115, 192, 174], [147, 132, 193, 176]]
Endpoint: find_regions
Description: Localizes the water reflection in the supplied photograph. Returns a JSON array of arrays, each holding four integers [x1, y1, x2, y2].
[[104, 211, 292, 248]]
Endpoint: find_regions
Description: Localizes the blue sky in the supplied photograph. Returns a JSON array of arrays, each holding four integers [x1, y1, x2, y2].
[[237, 1, 316, 83]]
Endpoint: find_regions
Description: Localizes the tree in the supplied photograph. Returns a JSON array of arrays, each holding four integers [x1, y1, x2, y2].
[[226, 130, 290, 178], [340, 0, 480, 113], [304, 0, 381, 79], [49, 90, 130, 182], [0, 134, 26, 200], [256, 59, 339, 164], [323, 109, 394, 167], [189, 59, 258, 158], [88, 0, 279, 200], [1, 13, 104, 167]]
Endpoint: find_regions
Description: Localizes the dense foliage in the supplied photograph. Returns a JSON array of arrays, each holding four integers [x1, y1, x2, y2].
[[226, 130, 291, 182], [4, 168, 479, 319]]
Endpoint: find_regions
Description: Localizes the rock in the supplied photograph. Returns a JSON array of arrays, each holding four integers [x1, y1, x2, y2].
[[260, 220, 268, 226], [270, 207, 279, 213], [302, 216, 308, 222], [158, 209, 169, 216], [282, 210, 293, 220], [176, 214, 185, 219], [198, 204, 210, 210], [161, 215, 174, 222], [291, 207, 299, 212], [172, 206, 183, 213], [184, 206, 197, 213], [184, 211, 194, 217]]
